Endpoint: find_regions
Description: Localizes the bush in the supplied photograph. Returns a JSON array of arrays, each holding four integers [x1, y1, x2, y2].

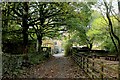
[[2, 51, 50, 78], [28, 52, 46, 65], [2, 53, 24, 78], [64, 41, 72, 57]]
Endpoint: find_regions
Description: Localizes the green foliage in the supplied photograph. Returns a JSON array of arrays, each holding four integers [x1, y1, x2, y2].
[[2, 51, 50, 78], [101, 37, 117, 54], [2, 53, 23, 78], [28, 52, 47, 65], [64, 40, 72, 57], [64, 2, 94, 49], [87, 10, 119, 52], [2, 2, 77, 53]]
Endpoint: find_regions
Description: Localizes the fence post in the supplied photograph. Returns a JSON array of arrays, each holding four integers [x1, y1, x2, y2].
[[118, 54, 120, 80], [85, 54, 87, 72], [84, 55, 87, 70], [92, 55, 95, 79], [87, 56, 89, 73], [80, 55, 82, 68], [101, 61, 104, 80], [83, 55, 85, 69], [84, 54, 86, 69], [78, 54, 80, 66], [81, 54, 83, 69]]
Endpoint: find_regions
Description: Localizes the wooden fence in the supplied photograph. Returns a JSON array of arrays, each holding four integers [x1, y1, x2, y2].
[[71, 52, 118, 79]]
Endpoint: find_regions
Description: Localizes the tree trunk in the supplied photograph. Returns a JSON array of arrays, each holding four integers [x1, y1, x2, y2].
[[109, 31, 118, 52], [37, 34, 43, 53], [118, 1, 120, 79], [89, 43, 93, 50], [36, 39, 39, 52], [22, 2, 29, 61]]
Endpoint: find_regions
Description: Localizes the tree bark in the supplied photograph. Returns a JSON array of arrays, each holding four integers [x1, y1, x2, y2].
[[109, 31, 118, 52], [22, 2, 29, 60], [89, 43, 93, 50], [37, 35, 43, 53]]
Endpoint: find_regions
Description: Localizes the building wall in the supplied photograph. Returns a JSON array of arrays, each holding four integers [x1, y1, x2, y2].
[[42, 39, 63, 53]]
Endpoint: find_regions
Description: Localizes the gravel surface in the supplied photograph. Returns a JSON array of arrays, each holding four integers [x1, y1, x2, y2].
[[20, 53, 87, 78]]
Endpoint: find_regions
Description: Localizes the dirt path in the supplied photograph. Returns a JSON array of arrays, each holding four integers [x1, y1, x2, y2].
[[20, 53, 87, 78]]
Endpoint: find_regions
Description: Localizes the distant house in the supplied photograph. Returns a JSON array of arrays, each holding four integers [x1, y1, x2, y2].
[[42, 39, 63, 54]]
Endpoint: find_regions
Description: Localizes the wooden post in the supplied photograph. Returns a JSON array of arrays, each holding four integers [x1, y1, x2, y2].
[[82, 55, 84, 69], [87, 57, 89, 73], [80, 56, 82, 68], [118, 54, 120, 80], [85, 54, 87, 72], [101, 61, 104, 80], [78, 55, 80, 66], [92, 55, 95, 79], [81, 55, 83, 69], [84, 55, 86, 72], [83, 56, 85, 69]]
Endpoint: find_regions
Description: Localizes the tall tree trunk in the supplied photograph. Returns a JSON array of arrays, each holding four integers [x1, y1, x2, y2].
[[22, 2, 29, 60], [34, 26, 43, 53], [37, 34, 43, 53], [109, 31, 118, 53], [118, 1, 120, 79]]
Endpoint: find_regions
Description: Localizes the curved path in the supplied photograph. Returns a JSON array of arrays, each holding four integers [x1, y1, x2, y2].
[[20, 53, 87, 78]]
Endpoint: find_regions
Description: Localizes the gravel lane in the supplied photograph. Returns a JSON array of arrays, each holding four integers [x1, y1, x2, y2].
[[20, 53, 87, 78]]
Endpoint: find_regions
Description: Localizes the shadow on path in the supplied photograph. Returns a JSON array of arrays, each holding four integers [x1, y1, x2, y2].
[[20, 53, 87, 78]]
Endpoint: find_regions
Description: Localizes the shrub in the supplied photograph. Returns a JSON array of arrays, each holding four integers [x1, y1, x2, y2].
[[28, 52, 46, 65], [64, 40, 72, 57], [2, 52, 49, 78], [2, 53, 24, 78], [2, 46, 51, 78]]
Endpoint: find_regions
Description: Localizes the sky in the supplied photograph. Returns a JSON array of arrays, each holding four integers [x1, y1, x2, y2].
[[91, 0, 118, 14]]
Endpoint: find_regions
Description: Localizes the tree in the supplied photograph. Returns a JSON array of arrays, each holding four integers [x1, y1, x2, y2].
[[2, 2, 36, 63], [97, 0, 120, 78], [63, 2, 94, 55], [2, 2, 79, 54], [28, 2, 72, 53]]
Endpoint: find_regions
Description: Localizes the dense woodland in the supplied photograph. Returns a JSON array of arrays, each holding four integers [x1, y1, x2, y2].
[[1, 0, 120, 79]]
